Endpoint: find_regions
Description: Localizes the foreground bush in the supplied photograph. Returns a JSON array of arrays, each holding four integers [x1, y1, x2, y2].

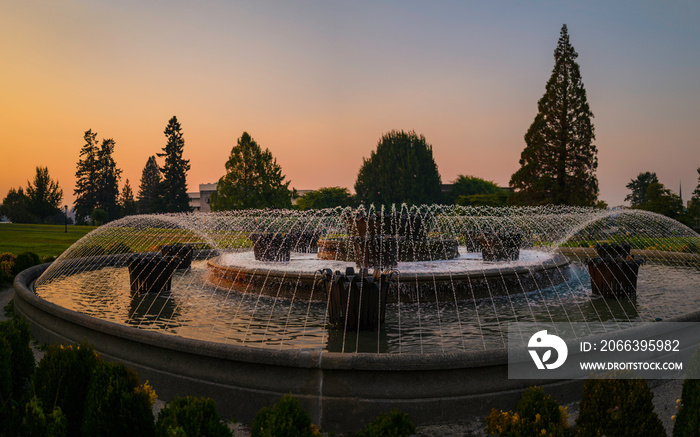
[[156, 396, 231, 437], [20, 396, 67, 437], [11, 252, 40, 276], [673, 347, 700, 436], [81, 361, 156, 437], [0, 317, 35, 402], [576, 377, 665, 437], [356, 408, 415, 437], [32, 342, 100, 437], [0, 253, 16, 283], [485, 386, 571, 436], [250, 393, 315, 437]]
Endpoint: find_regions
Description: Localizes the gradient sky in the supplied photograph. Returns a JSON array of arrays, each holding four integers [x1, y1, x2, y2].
[[1, 1, 699, 209]]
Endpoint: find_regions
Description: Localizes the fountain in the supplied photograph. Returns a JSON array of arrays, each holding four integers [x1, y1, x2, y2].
[[12, 205, 700, 432]]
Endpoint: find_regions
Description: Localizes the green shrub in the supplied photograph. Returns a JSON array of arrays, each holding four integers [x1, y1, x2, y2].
[[0, 253, 15, 281], [356, 408, 416, 437], [20, 396, 67, 437], [0, 338, 12, 415], [0, 317, 35, 402], [11, 252, 40, 276], [576, 377, 665, 437], [33, 342, 100, 437], [250, 393, 314, 437], [485, 386, 571, 436], [155, 396, 231, 437], [673, 347, 700, 436], [81, 361, 155, 437], [3, 300, 14, 319]]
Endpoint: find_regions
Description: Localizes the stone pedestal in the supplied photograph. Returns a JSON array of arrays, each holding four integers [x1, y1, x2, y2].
[[587, 243, 644, 298], [160, 244, 194, 269], [321, 268, 394, 331], [127, 254, 176, 293]]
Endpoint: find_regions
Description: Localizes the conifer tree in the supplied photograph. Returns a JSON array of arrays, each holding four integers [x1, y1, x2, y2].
[[210, 132, 292, 210], [25, 167, 63, 223], [96, 138, 122, 221], [354, 130, 442, 206], [510, 24, 598, 206], [157, 116, 191, 213], [119, 179, 138, 217], [74, 130, 100, 224], [625, 171, 659, 206], [137, 156, 162, 214]]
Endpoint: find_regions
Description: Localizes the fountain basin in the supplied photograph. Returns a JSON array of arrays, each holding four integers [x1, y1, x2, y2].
[[13, 263, 583, 432]]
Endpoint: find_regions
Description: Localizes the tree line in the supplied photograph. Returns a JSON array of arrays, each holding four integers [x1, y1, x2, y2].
[[0, 116, 191, 225], [73, 115, 191, 224]]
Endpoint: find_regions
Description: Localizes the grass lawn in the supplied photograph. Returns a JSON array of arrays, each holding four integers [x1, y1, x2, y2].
[[0, 223, 96, 258]]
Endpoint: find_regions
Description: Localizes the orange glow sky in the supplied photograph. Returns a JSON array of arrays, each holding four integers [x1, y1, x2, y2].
[[1, 1, 699, 209]]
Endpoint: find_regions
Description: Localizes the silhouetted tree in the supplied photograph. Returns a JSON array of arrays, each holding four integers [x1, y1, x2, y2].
[[74, 130, 122, 223], [74, 130, 100, 224], [157, 116, 191, 213], [692, 166, 700, 203], [510, 24, 598, 206], [687, 167, 700, 230], [635, 182, 682, 218], [625, 171, 659, 207], [354, 130, 442, 206], [25, 167, 63, 223], [0, 187, 35, 223], [210, 132, 292, 210], [96, 138, 121, 221], [295, 187, 355, 210], [119, 179, 138, 217], [137, 156, 162, 214]]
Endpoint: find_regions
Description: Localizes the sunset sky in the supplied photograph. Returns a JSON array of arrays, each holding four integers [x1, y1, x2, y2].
[[1, 1, 699, 209]]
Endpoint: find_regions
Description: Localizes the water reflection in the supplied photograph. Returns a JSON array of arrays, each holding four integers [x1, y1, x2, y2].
[[34, 260, 700, 354]]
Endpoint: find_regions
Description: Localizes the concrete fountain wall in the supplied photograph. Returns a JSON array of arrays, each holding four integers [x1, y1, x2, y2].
[[15, 262, 587, 432]]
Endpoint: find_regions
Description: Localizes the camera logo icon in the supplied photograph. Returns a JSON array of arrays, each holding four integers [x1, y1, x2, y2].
[[528, 330, 568, 370]]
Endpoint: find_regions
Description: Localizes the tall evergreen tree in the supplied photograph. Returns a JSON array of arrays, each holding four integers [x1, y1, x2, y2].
[[138, 156, 162, 214], [74, 130, 100, 224], [625, 171, 659, 206], [210, 132, 292, 210], [119, 179, 138, 217], [157, 116, 191, 213], [354, 130, 442, 206], [25, 166, 63, 223], [96, 138, 122, 221], [509, 24, 598, 206]]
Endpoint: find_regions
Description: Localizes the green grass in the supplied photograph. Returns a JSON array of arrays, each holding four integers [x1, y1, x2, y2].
[[559, 235, 700, 253], [0, 223, 96, 258]]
